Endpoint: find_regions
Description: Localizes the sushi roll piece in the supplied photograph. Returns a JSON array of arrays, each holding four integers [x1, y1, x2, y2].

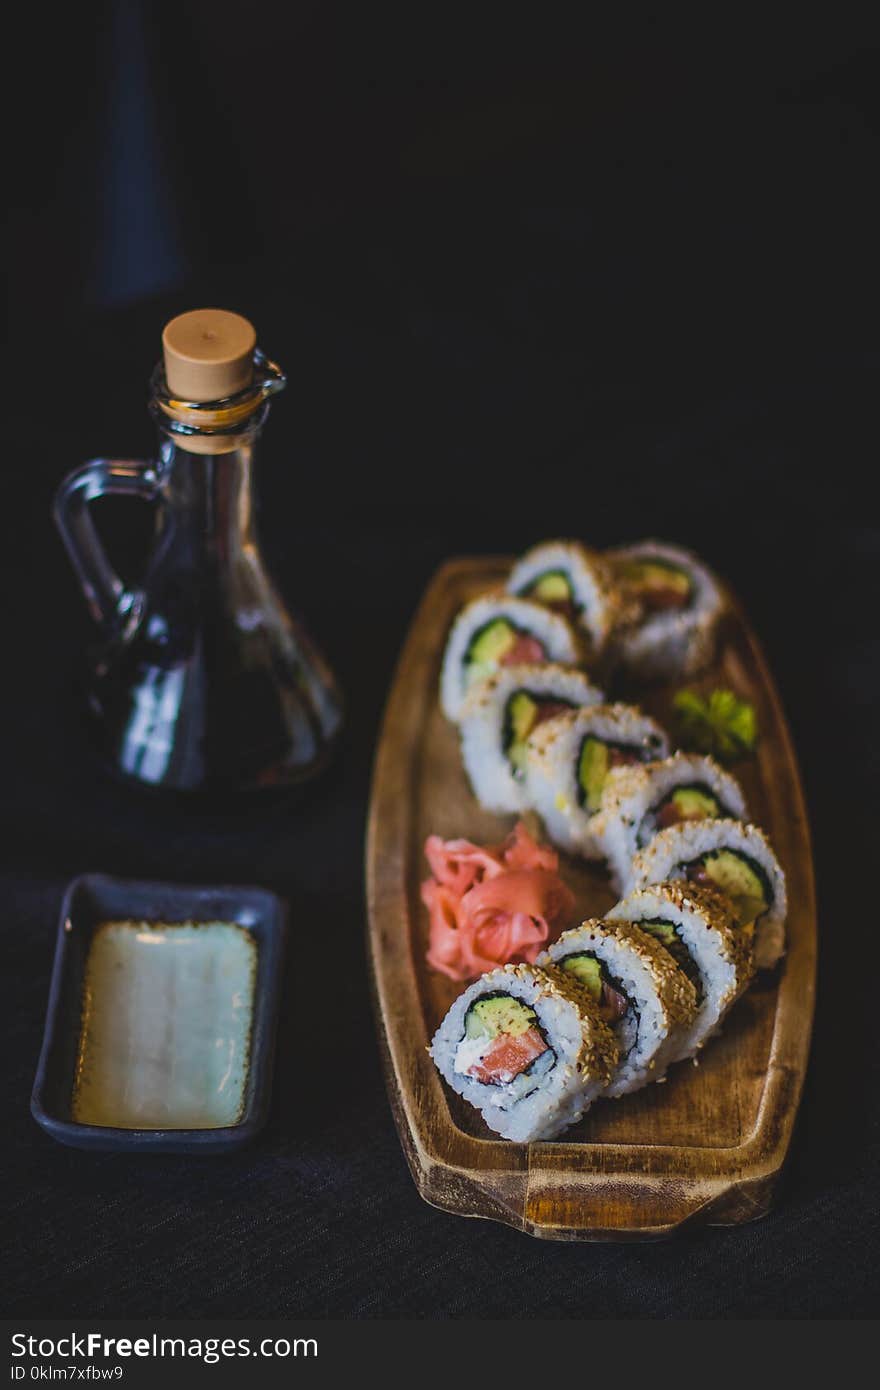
[[440, 592, 585, 722], [606, 882, 755, 1062], [430, 962, 619, 1141], [523, 705, 670, 859], [628, 819, 787, 969], [459, 663, 604, 814], [606, 539, 725, 681], [506, 539, 624, 658], [592, 752, 748, 894], [539, 920, 697, 1097]]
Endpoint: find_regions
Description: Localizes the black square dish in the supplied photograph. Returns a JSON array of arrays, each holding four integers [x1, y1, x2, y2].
[[31, 874, 287, 1153]]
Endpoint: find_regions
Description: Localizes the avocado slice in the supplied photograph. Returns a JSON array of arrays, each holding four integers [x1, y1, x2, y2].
[[578, 737, 649, 812], [669, 786, 723, 819], [503, 690, 538, 778], [507, 690, 538, 743], [504, 691, 573, 777], [577, 737, 610, 813], [641, 918, 704, 1000], [621, 558, 692, 609], [464, 992, 538, 1040], [685, 849, 771, 927], [529, 569, 572, 603], [558, 952, 603, 1002], [641, 918, 677, 947], [465, 617, 517, 682], [641, 784, 726, 847]]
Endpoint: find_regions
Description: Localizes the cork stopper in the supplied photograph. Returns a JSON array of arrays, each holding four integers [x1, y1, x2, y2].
[[162, 309, 256, 402]]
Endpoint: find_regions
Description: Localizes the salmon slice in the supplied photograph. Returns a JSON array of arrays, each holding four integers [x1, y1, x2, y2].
[[657, 800, 687, 829], [607, 746, 642, 770], [640, 584, 689, 612], [468, 1026, 548, 1085], [500, 634, 546, 666], [532, 701, 571, 729], [600, 982, 629, 1023]]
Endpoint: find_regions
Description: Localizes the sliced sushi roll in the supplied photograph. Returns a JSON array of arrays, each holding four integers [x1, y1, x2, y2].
[[459, 663, 604, 814], [606, 882, 755, 1063], [440, 592, 585, 722], [430, 962, 619, 1141], [506, 539, 624, 658], [592, 752, 748, 894], [628, 819, 787, 969], [606, 539, 724, 681], [539, 920, 697, 1097], [523, 705, 670, 859]]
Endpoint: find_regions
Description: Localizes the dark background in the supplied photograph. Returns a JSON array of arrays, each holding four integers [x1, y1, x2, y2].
[[3, 4, 879, 1316]]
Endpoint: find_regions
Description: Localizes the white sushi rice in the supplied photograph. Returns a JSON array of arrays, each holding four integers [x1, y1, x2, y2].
[[628, 819, 787, 969], [440, 592, 584, 721], [539, 921, 696, 1097], [459, 663, 604, 814], [606, 539, 724, 681], [592, 753, 749, 895], [523, 705, 670, 859], [607, 883, 755, 1062], [506, 539, 623, 656], [429, 964, 615, 1142]]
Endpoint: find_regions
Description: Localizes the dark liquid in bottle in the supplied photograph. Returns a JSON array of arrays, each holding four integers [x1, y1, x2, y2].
[[88, 448, 343, 796]]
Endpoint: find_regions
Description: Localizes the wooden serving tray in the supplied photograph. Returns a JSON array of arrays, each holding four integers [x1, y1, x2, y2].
[[366, 557, 816, 1241]]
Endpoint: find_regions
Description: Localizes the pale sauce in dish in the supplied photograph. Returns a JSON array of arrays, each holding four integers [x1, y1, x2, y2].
[[72, 920, 256, 1129]]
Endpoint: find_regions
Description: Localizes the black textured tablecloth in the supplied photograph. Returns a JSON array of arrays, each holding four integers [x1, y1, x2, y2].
[[3, 9, 879, 1317]]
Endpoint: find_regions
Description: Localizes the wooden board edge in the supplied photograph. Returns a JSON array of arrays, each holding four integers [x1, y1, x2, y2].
[[365, 557, 529, 1189]]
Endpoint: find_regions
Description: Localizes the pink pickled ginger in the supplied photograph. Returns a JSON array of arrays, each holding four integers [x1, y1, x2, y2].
[[422, 822, 575, 980]]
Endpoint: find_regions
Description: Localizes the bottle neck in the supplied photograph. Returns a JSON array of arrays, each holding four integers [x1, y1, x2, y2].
[[155, 423, 263, 562], [147, 348, 285, 568]]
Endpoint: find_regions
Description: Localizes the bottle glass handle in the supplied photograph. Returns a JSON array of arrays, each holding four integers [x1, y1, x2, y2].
[[53, 458, 161, 635]]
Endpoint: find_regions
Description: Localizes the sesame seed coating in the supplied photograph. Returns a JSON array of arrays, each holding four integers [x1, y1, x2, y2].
[[615, 881, 755, 982], [554, 918, 699, 1028], [500, 962, 620, 1086]]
